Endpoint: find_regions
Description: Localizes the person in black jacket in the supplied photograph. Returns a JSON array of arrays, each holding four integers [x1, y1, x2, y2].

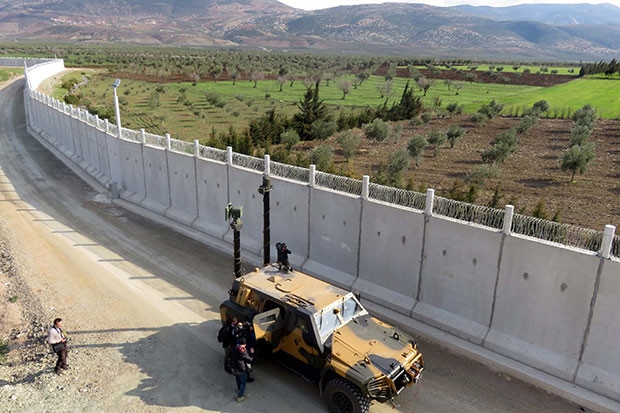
[[234, 321, 256, 382], [217, 316, 237, 371], [230, 337, 253, 402]]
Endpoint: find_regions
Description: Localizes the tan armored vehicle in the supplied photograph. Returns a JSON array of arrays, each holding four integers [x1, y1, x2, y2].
[[220, 264, 424, 413]]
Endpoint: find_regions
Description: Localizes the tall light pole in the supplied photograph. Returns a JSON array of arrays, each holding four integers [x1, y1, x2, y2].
[[112, 79, 122, 137]]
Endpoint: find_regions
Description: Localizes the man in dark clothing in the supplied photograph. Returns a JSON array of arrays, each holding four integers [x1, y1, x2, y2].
[[234, 321, 256, 382], [46, 317, 68, 375], [231, 337, 253, 402], [217, 316, 237, 371], [276, 242, 291, 272]]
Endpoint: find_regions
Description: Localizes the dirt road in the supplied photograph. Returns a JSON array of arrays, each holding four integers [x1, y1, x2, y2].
[[0, 77, 592, 413]]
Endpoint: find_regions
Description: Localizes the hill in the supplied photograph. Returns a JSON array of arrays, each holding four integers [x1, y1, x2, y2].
[[1, 0, 620, 60]]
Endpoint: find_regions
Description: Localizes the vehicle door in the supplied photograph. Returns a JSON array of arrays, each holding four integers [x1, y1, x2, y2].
[[280, 312, 322, 369], [253, 306, 284, 351]]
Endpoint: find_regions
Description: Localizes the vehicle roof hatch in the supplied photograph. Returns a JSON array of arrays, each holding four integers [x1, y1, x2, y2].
[[275, 277, 305, 293]]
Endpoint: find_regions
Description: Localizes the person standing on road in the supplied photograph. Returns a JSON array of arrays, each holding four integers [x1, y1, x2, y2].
[[218, 316, 238, 371], [234, 321, 256, 382], [230, 337, 253, 402], [47, 317, 68, 374]]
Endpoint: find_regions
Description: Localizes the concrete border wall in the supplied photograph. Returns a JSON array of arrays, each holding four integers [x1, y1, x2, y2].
[[576, 258, 620, 400], [19, 59, 620, 410]]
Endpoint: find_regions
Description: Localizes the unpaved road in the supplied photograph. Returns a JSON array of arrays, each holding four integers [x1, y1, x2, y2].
[[0, 77, 593, 413]]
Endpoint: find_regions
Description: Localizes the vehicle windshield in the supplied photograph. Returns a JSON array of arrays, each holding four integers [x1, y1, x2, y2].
[[314, 294, 367, 344]]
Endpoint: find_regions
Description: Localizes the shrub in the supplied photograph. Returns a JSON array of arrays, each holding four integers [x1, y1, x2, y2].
[[465, 164, 500, 185], [309, 144, 334, 171], [310, 119, 337, 141], [364, 118, 389, 141], [280, 129, 300, 150], [427, 130, 447, 156], [336, 130, 361, 161], [446, 125, 466, 148], [478, 99, 504, 119], [470, 112, 487, 123], [407, 135, 427, 168]]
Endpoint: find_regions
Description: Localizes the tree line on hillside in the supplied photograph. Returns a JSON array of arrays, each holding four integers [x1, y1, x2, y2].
[[579, 59, 620, 77]]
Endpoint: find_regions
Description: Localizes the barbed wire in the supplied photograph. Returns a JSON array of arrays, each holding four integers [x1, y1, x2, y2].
[[270, 161, 310, 183], [612, 235, 620, 258], [315, 172, 363, 196], [143, 132, 166, 148], [511, 214, 603, 252], [368, 184, 426, 211], [122, 129, 140, 143], [432, 196, 505, 229], [198, 145, 227, 162], [108, 123, 118, 138], [28, 90, 618, 256], [232, 153, 264, 172], [169, 139, 194, 155]]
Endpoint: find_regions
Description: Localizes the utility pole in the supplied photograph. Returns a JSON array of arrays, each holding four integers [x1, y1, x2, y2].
[[225, 203, 243, 278], [258, 175, 272, 266]]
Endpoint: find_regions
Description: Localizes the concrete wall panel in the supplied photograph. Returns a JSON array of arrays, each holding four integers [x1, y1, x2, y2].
[[354, 200, 424, 315], [141, 146, 170, 214], [576, 258, 620, 400], [304, 188, 361, 288], [118, 139, 145, 205], [95, 127, 110, 184], [414, 216, 501, 343], [269, 177, 310, 267], [166, 150, 197, 226], [486, 236, 600, 380], [228, 167, 264, 255], [194, 158, 229, 239], [106, 132, 123, 186]]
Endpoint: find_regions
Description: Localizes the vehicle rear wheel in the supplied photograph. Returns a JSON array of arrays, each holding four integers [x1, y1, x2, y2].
[[324, 377, 370, 413]]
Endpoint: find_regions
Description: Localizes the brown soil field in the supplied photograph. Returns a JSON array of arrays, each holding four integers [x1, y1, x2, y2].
[[315, 114, 620, 232]]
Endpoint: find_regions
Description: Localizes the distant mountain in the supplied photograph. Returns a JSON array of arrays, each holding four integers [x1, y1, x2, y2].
[[455, 3, 620, 25], [0, 0, 619, 61]]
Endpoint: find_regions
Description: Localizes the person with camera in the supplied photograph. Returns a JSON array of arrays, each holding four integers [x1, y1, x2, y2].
[[230, 337, 253, 403], [47, 317, 68, 375]]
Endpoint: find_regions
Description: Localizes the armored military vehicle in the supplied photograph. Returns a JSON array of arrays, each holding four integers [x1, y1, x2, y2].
[[220, 264, 424, 413]]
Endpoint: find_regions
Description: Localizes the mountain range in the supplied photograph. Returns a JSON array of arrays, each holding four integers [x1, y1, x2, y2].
[[1, 0, 619, 61]]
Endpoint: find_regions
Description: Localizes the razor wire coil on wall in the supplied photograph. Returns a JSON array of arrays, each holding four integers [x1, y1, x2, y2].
[[315, 171, 363, 196], [433, 196, 505, 229], [368, 183, 426, 211], [144, 131, 166, 148], [170, 139, 194, 155], [20, 61, 618, 257], [270, 161, 310, 183], [611, 235, 620, 258], [511, 214, 604, 253], [198, 145, 227, 163], [233, 152, 264, 172]]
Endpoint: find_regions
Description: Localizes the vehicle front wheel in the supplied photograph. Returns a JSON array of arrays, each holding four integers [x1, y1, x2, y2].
[[324, 377, 370, 413]]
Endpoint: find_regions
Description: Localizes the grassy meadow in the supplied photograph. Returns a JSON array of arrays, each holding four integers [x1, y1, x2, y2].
[[53, 67, 620, 143], [0, 67, 23, 82]]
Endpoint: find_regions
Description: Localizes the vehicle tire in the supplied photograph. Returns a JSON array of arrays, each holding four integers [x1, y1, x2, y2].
[[324, 377, 370, 413]]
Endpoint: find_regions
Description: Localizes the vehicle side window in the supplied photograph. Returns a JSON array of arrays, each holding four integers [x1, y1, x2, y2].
[[296, 317, 308, 334], [263, 300, 285, 319]]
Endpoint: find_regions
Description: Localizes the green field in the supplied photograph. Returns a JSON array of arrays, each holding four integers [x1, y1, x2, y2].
[[58, 68, 620, 144], [0, 67, 23, 82], [499, 78, 620, 119]]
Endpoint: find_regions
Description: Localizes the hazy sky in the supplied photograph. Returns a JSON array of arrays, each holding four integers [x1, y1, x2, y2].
[[277, 0, 616, 11]]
